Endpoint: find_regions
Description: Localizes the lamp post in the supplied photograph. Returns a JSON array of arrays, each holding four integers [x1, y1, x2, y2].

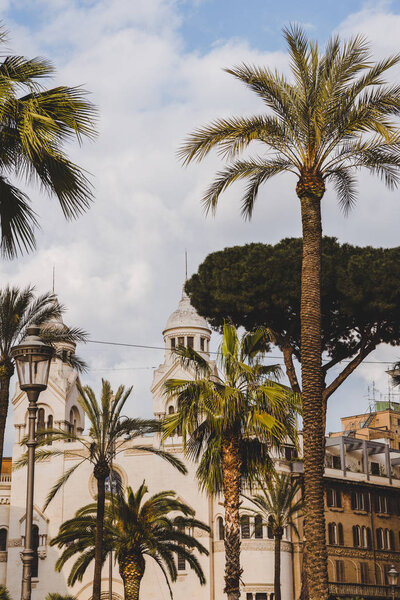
[[11, 325, 54, 600], [388, 565, 399, 600]]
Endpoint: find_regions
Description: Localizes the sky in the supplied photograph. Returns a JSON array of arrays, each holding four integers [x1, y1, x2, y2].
[[1, 0, 400, 451]]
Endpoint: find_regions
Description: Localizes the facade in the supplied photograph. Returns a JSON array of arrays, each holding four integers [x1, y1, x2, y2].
[[0, 291, 294, 600], [1, 289, 399, 599]]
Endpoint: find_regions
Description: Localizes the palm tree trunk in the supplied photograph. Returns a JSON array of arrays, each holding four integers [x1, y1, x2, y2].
[[93, 474, 106, 600], [222, 428, 242, 600], [0, 367, 13, 473], [274, 534, 282, 600], [119, 552, 145, 600], [297, 176, 329, 600]]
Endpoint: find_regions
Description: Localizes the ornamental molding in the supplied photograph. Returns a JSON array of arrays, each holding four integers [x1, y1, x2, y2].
[[213, 539, 292, 553], [8, 538, 22, 547], [329, 546, 400, 561], [0, 498, 9, 504], [242, 584, 273, 593], [0, 551, 7, 562]]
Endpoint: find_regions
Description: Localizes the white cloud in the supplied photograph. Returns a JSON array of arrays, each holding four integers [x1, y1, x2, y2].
[[1, 0, 400, 451]]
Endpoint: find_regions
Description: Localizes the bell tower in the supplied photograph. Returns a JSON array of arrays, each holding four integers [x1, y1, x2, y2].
[[151, 288, 212, 420]]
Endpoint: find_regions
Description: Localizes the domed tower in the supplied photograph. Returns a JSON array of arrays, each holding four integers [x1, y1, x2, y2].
[[151, 289, 212, 420], [12, 302, 85, 446]]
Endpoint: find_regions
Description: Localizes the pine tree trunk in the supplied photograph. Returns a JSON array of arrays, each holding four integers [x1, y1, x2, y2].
[[274, 534, 282, 600], [0, 366, 13, 473], [93, 473, 106, 600], [119, 552, 145, 600], [297, 174, 329, 600], [222, 428, 242, 600]]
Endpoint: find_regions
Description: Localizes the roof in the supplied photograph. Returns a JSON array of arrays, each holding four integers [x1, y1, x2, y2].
[[163, 292, 210, 334]]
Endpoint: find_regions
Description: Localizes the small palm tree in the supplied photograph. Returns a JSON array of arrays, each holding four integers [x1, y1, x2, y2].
[[16, 379, 186, 600], [163, 324, 299, 600], [51, 482, 209, 600], [0, 285, 86, 471], [45, 595, 77, 600], [179, 26, 400, 600], [243, 473, 304, 600], [0, 27, 96, 258]]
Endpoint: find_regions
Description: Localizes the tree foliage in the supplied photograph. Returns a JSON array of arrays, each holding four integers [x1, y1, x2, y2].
[[186, 237, 400, 400]]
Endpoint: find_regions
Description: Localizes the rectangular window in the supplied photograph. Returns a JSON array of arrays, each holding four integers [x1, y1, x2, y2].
[[187, 336, 194, 349], [200, 337, 205, 351], [327, 488, 341, 508], [246, 595, 253, 600], [335, 560, 345, 582], [255, 595, 267, 600], [375, 494, 388, 514], [371, 462, 380, 476], [171, 338, 176, 349], [332, 455, 341, 469], [360, 562, 369, 584], [178, 337, 185, 347]]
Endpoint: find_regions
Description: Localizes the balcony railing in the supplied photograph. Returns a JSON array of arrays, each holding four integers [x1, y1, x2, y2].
[[329, 582, 400, 598]]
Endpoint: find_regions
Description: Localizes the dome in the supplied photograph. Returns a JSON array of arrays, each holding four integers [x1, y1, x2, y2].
[[163, 292, 210, 334]]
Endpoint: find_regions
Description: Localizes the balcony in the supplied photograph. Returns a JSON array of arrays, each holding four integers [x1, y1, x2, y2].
[[329, 582, 400, 598]]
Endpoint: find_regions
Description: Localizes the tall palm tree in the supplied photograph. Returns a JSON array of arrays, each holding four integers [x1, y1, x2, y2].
[[163, 324, 299, 600], [0, 27, 96, 258], [51, 482, 209, 600], [0, 284, 86, 471], [178, 27, 400, 599], [243, 473, 303, 600], [16, 379, 186, 600]]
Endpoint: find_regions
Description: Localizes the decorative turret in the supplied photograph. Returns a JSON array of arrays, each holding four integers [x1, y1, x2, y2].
[[162, 289, 211, 363]]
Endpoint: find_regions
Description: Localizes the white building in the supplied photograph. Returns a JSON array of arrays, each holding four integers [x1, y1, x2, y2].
[[0, 291, 295, 600]]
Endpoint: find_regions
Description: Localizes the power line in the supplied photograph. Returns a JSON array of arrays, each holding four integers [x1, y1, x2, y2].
[[87, 339, 398, 365]]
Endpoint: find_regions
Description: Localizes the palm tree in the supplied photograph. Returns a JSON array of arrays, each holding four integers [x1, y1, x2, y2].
[[51, 482, 209, 600], [0, 284, 86, 471], [163, 324, 299, 600], [0, 27, 96, 258], [16, 379, 186, 600], [243, 473, 303, 600], [178, 26, 400, 599]]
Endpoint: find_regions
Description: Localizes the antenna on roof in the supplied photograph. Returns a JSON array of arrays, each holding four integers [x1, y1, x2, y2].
[[185, 250, 188, 282]]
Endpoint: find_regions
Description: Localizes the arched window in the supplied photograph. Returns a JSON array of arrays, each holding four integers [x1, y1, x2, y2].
[[366, 527, 372, 549], [170, 338, 176, 349], [0, 529, 7, 551], [217, 517, 224, 541], [32, 525, 39, 578], [267, 516, 274, 539], [37, 408, 45, 431], [46, 414, 53, 445], [328, 522, 336, 545], [338, 523, 344, 546], [353, 525, 361, 547], [255, 515, 263, 539], [105, 470, 122, 495], [376, 528, 384, 550], [168, 405, 175, 415], [390, 529, 395, 550], [241, 515, 250, 539]]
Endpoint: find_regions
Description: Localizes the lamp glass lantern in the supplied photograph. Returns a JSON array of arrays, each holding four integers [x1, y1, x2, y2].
[[388, 565, 399, 587], [11, 325, 54, 392]]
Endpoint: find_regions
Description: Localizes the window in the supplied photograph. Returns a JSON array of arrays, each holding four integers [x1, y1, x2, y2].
[[105, 470, 122, 495], [255, 595, 267, 600], [47, 415, 53, 445], [187, 336, 194, 349], [37, 408, 45, 431], [0, 529, 7, 551], [376, 528, 384, 550], [267, 516, 274, 539], [168, 405, 175, 415], [330, 522, 344, 545], [362, 526, 372, 549], [255, 515, 263, 539], [328, 522, 337, 545], [171, 338, 176, 349], [360, 562, 369, 584], [353, 525, 361, 547], [32, 525, 39, 578], [335, 560, 345, 582], [332, 455, 341, 469], [177, 523, 185, 571], [385, 529, 395, 550], [241, 515, 250, 539], [246, 595, 253, 600], [371, 462, 380, 476], [200, 337, 205, 351], [178, 337, 184, 347], [375, 494, 388, 513], [217, 517, 224, 541], [284, 445, 296, 461], [351, 491, 369, 511], [327, 488, 341, 508]]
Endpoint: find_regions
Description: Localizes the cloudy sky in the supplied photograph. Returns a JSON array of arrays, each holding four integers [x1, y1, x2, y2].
[[1, 0, 400, 451]]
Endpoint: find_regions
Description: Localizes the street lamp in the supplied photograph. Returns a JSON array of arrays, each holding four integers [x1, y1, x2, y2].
[[388, 565, 399, 600], [11, 325, 54, 600]]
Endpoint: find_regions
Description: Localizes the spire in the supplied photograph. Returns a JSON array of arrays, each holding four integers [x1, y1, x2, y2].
[[52, 264, 55, 294]]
